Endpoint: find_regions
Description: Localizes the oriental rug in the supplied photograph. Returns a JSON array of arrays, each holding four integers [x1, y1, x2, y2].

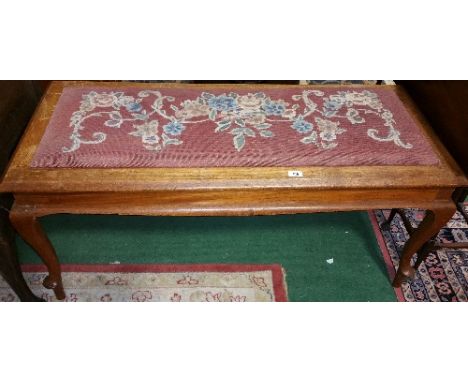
[[370, 207, 468, 302], [0, 264, 287, 302], [31, 86, 438, 168]]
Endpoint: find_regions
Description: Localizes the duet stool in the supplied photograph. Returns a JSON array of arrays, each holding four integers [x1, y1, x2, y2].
[[0, 81, 465, 300]]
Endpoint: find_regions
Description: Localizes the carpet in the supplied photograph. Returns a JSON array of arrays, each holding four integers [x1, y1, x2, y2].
[[0, 264, 287, 302], [31, 85, 438, 168], [15, 213, 397, 301], [370, 207, 468, 302]]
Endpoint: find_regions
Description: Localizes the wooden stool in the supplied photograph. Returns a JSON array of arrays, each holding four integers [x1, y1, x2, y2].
[[1, 81, 466, 300]]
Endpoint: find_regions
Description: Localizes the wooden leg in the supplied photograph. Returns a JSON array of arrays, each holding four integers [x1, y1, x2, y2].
[[392, 203, 456, 288], [413, 239, 436, 270], [380, 208, 398, 230], [9, 206, 65, 300], [454, 187, 468, 222], [0, 208, 43, 302]]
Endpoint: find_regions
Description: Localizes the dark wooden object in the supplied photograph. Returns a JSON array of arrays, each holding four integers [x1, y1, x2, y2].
[[382, 81, 468, 268], [0, 198, 41, 301], [398, 80, 468, 220], [0, 81, 466, 300], [397, 81, 468, 174], [0, 81, 44, 301]]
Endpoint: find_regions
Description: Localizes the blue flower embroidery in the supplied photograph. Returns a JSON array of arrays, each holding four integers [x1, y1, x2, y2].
[[163, 121, 185, 136], [126, 102, 143, 112], [323, 98, 345, 117], [263, 100, 286, 116], [324, 99, 344, 111], [292, 116, 313, 134], [208, 95, 237, 111]]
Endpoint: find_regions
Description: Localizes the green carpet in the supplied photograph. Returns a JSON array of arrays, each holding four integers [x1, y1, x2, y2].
[[16, 212, 396, 301]]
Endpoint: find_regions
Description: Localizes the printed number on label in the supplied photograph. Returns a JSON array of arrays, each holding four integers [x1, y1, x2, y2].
[[288, 170, 303, 177]]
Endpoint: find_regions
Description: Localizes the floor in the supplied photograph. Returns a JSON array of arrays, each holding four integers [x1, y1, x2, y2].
[[15, 211, 397, 301]]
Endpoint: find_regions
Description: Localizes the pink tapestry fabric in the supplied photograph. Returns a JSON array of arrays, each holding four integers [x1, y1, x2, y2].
[[31, 86, 440, 168]]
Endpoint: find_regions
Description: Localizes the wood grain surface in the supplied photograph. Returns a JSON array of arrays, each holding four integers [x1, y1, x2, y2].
[[1, 81, 465, 194]]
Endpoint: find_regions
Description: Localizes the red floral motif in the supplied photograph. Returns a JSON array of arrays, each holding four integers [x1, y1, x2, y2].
[[428, 267, 446, 280], [170, 293, 182, 302], [105, 276, 128, 286], [414, 291, 425, 300], [132, 290, 152, 302], [390, 225, 399, 233], [230, 295, 247, 302], [424, 253, 439, 266], [177, 275, 199, 285], [434, 282, 452, 295], [101, 294, 112, 302], [205, 292, 221, 302], [252, 275, 267, 288], [67, 293, 78, 302]]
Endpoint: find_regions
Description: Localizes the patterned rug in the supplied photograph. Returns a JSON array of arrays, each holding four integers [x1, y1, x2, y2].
[[0, 264, 287, 302], [370, 207, 468, 302], [31, 85, 438, 168]]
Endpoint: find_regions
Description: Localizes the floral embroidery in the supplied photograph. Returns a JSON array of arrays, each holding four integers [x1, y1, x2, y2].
[[92, 93, 116, 108], [301, 117, 347, 149], [200, 91, 280, 151], [63, 88, 413, 154], [129, 121, 159, 145], [163, 121, 185, 136], [292, 115, 313, 134], [237, 94, 262, 109], [207, 95, 237, 111], [263, 99, 287, 116], [291, 90, 412, 150], [175, 100, 210, 119]]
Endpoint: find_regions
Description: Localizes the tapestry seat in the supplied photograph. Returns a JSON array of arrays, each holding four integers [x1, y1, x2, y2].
[[31, 86, 439, 169]]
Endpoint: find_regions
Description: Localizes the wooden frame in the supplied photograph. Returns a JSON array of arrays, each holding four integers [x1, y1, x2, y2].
[[1, 81, 466, 300]]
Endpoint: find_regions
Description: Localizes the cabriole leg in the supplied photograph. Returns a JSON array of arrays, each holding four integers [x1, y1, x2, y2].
[[392, 203, 456, 288], [9, 205, 65, 300]]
